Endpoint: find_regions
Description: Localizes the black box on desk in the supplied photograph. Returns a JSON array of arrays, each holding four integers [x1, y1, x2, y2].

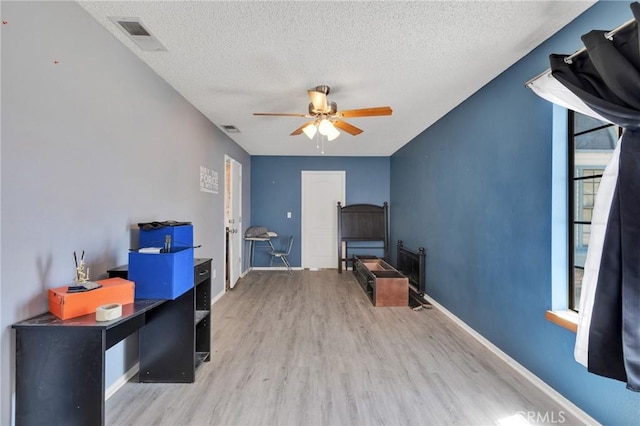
[[139, 224, 193, 249], [129, 247, 194, 300]]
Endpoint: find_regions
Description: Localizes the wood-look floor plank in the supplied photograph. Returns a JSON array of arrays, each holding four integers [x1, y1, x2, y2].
[[106, 270, 582, 426]]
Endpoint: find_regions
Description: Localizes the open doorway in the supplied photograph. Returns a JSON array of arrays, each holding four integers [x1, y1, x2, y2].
[[224, 156, 242, 290]]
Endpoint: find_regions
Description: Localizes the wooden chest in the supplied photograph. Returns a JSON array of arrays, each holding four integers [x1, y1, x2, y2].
[[353, 256, 408, 307]]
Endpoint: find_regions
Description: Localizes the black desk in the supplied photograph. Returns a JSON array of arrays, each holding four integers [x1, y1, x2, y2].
[[12, 300, 164, 426], [12, 258, 212, 426]]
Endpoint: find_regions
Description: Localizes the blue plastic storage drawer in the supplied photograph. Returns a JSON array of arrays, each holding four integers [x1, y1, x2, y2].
[[128, 247, 194, 300], [139, 224, 193, 250]]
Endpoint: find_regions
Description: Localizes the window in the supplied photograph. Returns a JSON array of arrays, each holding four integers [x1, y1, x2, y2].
[[568, 111, 620, 311]]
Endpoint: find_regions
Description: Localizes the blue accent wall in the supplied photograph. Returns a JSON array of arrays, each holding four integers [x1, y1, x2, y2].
[[390, 2, 639, 424], [251, 156, 390, 267]]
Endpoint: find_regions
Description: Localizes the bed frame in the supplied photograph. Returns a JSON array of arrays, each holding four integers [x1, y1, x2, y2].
[[396, 240, 431, 309], [337, 202, 389, 273]]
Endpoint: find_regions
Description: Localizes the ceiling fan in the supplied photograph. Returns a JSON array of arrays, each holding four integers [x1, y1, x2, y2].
[[253, 85, 392, 141]]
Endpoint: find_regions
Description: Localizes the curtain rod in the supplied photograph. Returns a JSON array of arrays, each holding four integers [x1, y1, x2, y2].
[[524, 18, 636, 88]]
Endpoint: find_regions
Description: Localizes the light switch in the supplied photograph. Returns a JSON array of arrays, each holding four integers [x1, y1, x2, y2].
[[287, 212, 292, 218]]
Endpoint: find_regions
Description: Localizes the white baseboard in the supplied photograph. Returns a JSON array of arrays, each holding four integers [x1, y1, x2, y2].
[[105, 362, 139, 401], [422, 294, 598, 426], [211, 288, 225, 305], [249, 267, 303, 271]]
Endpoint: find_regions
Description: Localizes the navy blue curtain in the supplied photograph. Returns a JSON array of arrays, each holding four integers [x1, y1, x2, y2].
[[550, 2, 640, 392]]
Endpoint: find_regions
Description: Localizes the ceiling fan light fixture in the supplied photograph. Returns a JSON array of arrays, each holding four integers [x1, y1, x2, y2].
[[302, 122, 317, 139], [318, 118, 334, 136], [326, 126, 340, 141], [318, 118, 340, 141]]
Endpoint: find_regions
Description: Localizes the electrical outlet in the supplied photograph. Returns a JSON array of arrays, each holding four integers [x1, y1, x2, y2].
[[287, 212, 292, 218]]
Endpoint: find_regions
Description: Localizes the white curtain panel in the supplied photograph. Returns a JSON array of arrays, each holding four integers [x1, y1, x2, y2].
[[528, 72, 608, 122], [528, 73, 620, 368]]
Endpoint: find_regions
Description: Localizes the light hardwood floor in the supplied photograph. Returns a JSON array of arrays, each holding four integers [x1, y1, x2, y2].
[[106, 270, 582, 425]]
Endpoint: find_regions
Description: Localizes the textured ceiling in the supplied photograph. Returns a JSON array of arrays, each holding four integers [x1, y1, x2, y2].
[[78, 1, 594, 156]]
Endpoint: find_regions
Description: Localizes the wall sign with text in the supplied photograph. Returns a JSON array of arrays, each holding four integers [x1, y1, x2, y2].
[[200, 166, 218, 194]]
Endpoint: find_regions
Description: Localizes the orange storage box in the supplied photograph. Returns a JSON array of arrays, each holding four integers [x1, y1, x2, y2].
[[48, 277, 135, 320]]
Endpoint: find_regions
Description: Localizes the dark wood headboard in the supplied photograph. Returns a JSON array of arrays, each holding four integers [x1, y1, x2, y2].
[[395, 240, 431, 309], [396, 240, 426, 294], [337, 202, 388, 272]]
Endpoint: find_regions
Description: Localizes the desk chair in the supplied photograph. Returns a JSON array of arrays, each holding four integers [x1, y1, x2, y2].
[[269, 236, 294, 273]]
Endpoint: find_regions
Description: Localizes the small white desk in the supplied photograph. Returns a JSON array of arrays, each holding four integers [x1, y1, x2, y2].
[[245, 232, 277, 267]]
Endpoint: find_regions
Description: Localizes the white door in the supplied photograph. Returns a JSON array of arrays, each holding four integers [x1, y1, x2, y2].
[[301, 171, 346, 269], [225, 156, 242, 289]]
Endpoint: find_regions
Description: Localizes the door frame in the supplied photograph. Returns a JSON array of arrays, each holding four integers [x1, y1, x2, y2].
[[224, 155, 243, 289], [300, 170, 346, 269]]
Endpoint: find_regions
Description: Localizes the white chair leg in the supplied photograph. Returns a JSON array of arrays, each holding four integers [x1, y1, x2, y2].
[[282, 256, 292, 273]]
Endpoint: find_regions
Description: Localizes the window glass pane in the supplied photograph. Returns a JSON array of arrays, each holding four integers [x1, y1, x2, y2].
[[583, 194, 594, 208], [573, 267, 583, 309], [582, 224, 591, 247], [575, 152, 614, 174], [570, 111, 619, 312], [573, 188, 580, 220], [574, 113, 607, 134], [581, 169, 601, 177], [575, 126, 618, 150], [573, 224, 587, 268]]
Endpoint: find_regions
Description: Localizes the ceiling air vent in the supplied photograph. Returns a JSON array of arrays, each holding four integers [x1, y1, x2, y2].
[[222, 125, 241, 134], [108, 17, 167, 52], [118, 21, 150, 37]]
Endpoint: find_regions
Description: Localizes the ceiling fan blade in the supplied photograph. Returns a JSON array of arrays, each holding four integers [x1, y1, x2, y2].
[[290, 120, 316, 136], [339, 106, 393, 118], [308, 90, 328, 113], [333, 120, 364, 136], [254, 112, 308, 117]]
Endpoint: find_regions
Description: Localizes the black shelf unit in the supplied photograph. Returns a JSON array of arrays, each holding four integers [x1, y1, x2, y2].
[[195, 310, 209, 324], [194, 259, 211, 364], [107, 257, 212, 382]]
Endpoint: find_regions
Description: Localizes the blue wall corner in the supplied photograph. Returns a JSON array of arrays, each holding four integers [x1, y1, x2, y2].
[[390, 2, 639, 424], [250, 156, 390, 267]]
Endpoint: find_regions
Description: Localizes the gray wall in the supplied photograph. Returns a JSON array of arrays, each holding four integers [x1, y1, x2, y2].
[[1, 2, 250, 423]]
